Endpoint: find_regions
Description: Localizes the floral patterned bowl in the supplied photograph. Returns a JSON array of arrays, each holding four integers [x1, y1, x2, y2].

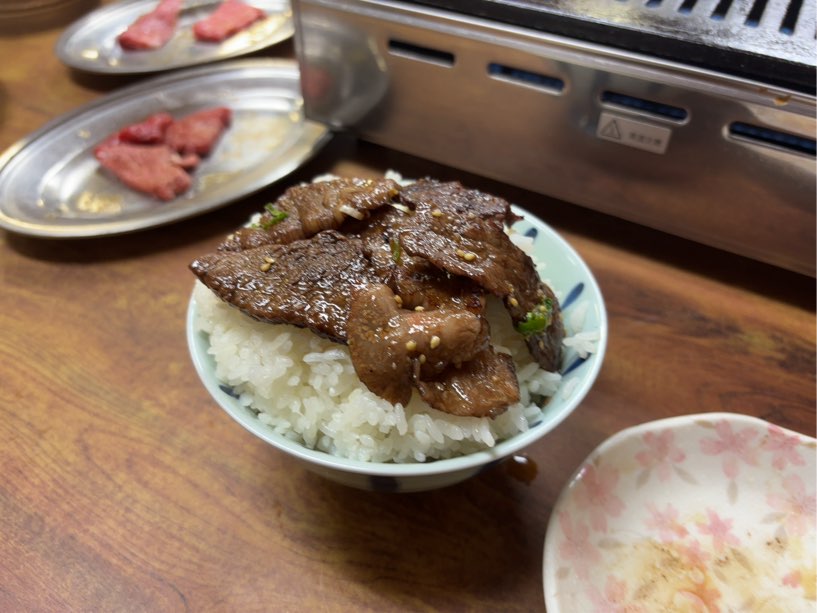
[[544, 413, 816, 612]]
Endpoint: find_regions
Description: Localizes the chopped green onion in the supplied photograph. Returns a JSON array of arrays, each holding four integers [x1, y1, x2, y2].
[[390, 238, 402, 264], [259, 204, 288, 229], [515, 298, 554, 336]]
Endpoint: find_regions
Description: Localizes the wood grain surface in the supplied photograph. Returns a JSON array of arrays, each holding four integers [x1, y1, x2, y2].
[[0, 8, 814, 612]]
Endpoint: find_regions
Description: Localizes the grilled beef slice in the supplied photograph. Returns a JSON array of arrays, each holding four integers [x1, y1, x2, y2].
[[346, 283, 496, 407], [397, 180, 565, 371], [413, 348, 520, 418], [192, 178, 563, 417], [220, 177, 400, 251], [191, 231, 382, 342], [359, 206, 486, 314]]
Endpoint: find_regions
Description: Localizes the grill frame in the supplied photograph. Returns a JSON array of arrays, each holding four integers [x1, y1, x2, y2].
[[404, 0, 817, 93]]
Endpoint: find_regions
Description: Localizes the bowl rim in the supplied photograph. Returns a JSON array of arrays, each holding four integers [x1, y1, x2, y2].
[[186, 205, 609, 478]]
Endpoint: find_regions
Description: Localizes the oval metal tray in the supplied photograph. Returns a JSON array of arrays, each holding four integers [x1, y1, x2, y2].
[[0, 59, 330, 238], [55, 0, 293, 74]]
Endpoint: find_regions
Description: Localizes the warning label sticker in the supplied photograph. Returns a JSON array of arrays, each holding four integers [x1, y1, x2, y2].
[[596, 112, 672, 154]]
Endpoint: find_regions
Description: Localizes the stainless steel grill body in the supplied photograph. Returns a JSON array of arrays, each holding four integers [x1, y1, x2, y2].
[[293, 0, 816, 275]]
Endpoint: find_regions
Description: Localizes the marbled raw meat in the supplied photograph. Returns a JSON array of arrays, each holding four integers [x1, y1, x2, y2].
[[118, 0, 182, 51], [95, 142, 199, 201], [192, 0, 265, 43], [164, 107, 232, 156]]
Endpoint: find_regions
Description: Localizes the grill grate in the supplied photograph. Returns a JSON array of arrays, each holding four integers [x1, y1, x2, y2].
[[407, 0, 817, 93]]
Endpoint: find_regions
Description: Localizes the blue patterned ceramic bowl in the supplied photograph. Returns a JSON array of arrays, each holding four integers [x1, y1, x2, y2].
[[187, 205, 607, 492]]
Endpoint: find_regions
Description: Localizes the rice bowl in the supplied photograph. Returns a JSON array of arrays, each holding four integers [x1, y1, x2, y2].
[[187, 202, 607, 491]]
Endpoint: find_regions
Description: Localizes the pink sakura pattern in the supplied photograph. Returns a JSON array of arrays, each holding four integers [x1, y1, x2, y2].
[[782, 570, 802, 589], [588, 575, 647, 613], [557, 511, 600, 580], [573, 462, 626, 533], [673, 584, 723, 613], [678, 539, 710, 569], [699, 420, 759, 479], [645, 502, 689, 542], [763, 424, 806, 470], [766, 473, 817, 538], [547, 417, 814, 613], [697, 509, 740, 553], [634, 429, 686, 482]]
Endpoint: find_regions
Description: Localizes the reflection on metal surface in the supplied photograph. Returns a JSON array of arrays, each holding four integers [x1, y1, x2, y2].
[[0, 59, 329, 238], [75, 191, 123, 215], [292, 0, 816, 275], [218, 10, 292, 54], [296, 11, 388, 128]]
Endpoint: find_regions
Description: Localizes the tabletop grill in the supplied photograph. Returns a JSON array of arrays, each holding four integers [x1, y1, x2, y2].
[[409, 0, 816, 94], [292, 0, 816, 274]]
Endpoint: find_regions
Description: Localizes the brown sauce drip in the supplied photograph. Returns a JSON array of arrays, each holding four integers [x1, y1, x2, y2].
[[505, 454, 538, 485]]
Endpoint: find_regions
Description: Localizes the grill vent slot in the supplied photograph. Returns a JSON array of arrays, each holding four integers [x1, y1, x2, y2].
[[711, 0, 734, 20], [387, 39, 455, 67], [678, 0, 698, 14], [780, 0, 804, 33], [745, 0, 771, 26], [488, 63, 565, 93], [729, 122, 816, 156], [601, 91, 688, 121]]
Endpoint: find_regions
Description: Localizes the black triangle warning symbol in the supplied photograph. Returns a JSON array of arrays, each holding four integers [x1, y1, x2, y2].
[[601, 119, 621, 140]]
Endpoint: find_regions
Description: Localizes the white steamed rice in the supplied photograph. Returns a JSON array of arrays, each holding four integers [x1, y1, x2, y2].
[[195, 281, 570, 463]]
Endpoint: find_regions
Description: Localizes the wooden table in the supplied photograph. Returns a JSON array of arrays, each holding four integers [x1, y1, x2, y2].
[[1, 9, 814, 612]]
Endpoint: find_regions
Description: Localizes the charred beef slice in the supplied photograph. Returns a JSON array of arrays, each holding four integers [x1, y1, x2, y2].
[[192, 178, 562, 417], [220, 177, 400, 251], [353, 208, 521, 416], [346, 283, 494, 407], [396, 180, 565, 371], [191, 231, 383, 343], [413, 348, 520, 418]]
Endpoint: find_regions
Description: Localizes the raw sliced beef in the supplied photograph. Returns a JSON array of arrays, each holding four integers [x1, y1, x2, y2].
[[95, 143, 199, 201], [118, 0, 182, 51], [94, 112, 174, 154], [118, 112, 175, 145], [192, 0, 265, 43], [93, 106, 231, 202], [164, 107, 232, 156]]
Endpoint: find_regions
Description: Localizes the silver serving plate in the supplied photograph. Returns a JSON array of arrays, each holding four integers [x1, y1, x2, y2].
[[0, 59, 329, 238], [56, 0, 293, 74]]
